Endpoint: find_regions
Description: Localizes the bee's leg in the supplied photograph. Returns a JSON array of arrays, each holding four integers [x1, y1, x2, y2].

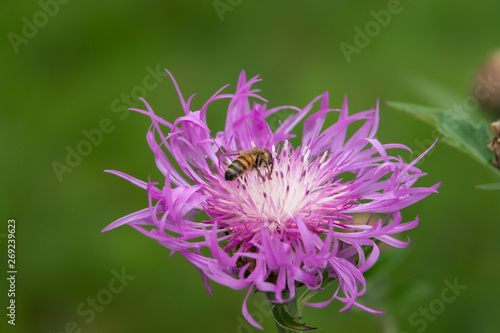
[[255, 165, 266, 181], [261, 160, 273, 180], [268, 161, 274, 180]]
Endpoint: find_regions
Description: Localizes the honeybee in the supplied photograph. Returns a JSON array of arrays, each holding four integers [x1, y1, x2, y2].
[[222, 148, 274, 181], [487, 120, 500, 169]]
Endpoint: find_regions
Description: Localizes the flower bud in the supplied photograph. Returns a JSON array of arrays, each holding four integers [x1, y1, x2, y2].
[[474, 50, 500, 118]]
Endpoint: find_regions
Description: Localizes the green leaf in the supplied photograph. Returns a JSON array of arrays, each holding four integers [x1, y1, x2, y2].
[[265, 292, 317, 332], [271, 303, 316, 332], [476, 182, 500, 190], [386, 101, 500, 176]]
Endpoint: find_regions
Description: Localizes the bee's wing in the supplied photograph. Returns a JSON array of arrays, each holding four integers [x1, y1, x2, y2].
[[221, 150, 244, 156]]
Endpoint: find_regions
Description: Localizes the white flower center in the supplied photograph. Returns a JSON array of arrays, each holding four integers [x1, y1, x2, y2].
[[205, 143, 354, 237]]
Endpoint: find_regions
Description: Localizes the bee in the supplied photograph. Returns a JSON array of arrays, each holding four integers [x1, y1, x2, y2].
[[222, 148, 274, 181], [487, 120, 500, 169]]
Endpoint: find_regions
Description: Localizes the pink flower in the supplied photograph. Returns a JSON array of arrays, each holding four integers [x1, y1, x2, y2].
[[103, 70, 440, 329]]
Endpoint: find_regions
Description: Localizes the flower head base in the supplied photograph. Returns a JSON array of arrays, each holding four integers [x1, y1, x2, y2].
[[104, 70, 440, 329]]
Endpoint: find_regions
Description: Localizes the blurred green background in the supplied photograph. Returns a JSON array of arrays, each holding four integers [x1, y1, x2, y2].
[[2, 1, 500, 332]]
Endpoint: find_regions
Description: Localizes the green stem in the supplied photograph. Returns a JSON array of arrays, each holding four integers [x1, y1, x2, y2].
[[267, 291, 297, 333], [285, 296, 300, 321], [279, 297, 300, 333]]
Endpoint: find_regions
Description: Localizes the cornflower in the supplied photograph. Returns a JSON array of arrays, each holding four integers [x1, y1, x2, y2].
[[103, 70, 440, 330]]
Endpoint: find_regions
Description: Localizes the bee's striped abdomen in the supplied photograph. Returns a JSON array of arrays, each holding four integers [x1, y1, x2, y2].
[[225, 155, 254, 181]]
